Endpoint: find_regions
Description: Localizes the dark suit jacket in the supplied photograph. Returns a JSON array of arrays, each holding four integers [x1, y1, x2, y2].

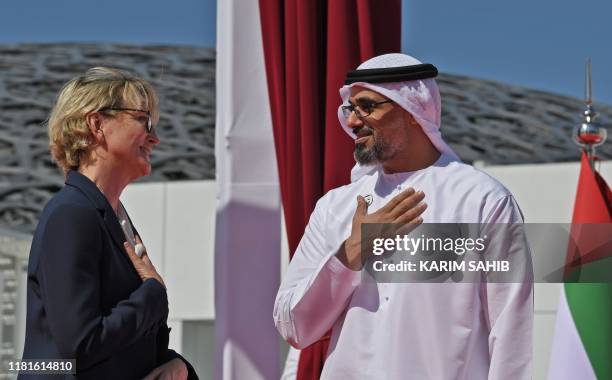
[[20, 171, 198, 380]]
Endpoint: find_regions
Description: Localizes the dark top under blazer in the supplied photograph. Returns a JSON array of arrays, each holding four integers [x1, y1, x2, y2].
[[20, 171, 198, 380]]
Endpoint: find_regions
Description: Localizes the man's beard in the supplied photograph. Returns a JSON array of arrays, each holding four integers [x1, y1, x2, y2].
[[353, 127, 394, 165]]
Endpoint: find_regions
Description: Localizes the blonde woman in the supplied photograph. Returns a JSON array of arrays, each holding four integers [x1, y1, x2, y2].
[[20, 67, 197, 380]]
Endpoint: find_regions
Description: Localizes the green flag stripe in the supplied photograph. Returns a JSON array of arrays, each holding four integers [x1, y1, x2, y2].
[[565, 255, 612, 283], [565, 282, 612, 380]]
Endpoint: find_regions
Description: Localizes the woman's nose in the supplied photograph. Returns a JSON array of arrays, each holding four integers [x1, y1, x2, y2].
[[148, 128, 160, 145]]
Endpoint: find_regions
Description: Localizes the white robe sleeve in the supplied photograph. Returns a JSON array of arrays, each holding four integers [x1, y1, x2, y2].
[[480, 195, 533, 379], [274, 193, 361, 349]]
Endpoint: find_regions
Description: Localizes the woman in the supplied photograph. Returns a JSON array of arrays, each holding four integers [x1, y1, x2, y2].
[[20, 67, 197, 379]]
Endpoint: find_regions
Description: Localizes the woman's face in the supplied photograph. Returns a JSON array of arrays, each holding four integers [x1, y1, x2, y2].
[[99, 106, 160, 180]]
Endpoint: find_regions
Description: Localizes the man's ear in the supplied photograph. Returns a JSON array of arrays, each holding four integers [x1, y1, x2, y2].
[[85, 112, 104, 142]]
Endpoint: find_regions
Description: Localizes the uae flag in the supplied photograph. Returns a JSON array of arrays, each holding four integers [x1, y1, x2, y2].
[[548, 152, 612, 380]]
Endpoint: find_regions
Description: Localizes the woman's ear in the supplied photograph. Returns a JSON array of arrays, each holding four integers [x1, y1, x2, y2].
[[85, 112, 105, 142]]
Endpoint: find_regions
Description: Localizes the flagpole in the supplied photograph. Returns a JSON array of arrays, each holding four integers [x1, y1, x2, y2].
[[573, 58, 607, 167]]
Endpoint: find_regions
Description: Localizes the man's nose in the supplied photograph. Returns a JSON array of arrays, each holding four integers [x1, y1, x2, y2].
[[346, 111, 364, 130]]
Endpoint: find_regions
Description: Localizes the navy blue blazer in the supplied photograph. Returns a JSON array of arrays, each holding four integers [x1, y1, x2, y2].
[[20, 171, 198, 379]]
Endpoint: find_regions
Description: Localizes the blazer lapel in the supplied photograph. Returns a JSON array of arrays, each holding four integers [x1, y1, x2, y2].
[[101, 203, 130, 253], [65, 171, 137, 268]]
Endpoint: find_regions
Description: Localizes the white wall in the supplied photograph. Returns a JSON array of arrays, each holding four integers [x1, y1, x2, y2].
[[479, 160, 612, 223], [122, 180, 217, 356], [122, 160, 612, 380]]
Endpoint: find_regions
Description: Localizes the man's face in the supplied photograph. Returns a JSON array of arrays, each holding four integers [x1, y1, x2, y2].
[[346, 87, 409, 165]]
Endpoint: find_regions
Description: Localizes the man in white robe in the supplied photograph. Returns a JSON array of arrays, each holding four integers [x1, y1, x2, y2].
[[274, 53, 533, 380]]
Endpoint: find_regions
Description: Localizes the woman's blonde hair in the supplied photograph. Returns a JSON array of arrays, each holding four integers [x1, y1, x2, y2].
[[47, 67, 159, 174]]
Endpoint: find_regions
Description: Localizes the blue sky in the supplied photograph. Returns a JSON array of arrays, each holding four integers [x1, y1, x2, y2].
[[0, 0, 610, 105], [403, 0, 612, 105], [0, 0, 216, 47]]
